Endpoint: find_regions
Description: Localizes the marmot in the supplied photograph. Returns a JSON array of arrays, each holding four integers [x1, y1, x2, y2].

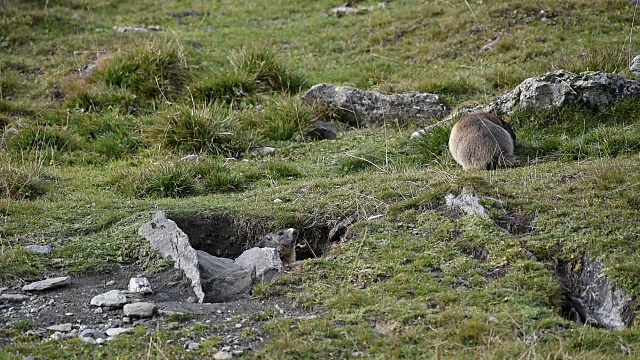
[[256, 228, 298, 265], [448, 112, 520, 170]]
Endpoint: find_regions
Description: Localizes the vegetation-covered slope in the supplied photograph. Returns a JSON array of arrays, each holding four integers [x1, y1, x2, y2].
[[1, 0, 640, 358]]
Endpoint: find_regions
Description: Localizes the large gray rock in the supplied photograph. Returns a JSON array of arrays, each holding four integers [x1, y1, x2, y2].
[[198, 251, 255, 303], [123, 302, 156, 318], [488, 70, 640, 115], [22, 277, 70, 291], [302, 84, 449, 126], [573, 255, 635, 330], [138, 211, 205, 303], [235, 247, 283, 283], [90, 290, 128, 308]]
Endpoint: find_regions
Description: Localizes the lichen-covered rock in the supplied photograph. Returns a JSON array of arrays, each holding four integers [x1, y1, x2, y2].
[[488, 70, 640, 115], [630, 55, 640, 79], [302, 84, 449, 126], [445, 188, 490, 219]]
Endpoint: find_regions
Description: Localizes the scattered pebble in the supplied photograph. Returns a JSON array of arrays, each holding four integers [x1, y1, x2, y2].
[[232, 350, 244, 356], [273, 199, 283, 204], [179, 154, 206, 163], [80, 329, 107, 339], [95, 307, 103, 314], [222, 346, 231, 352], [96, 337, 105, 345], [184, 341, 199, 350], [122, 316, 130, 323], [105, 280, 116, 287], [106, 327, 132, 337]]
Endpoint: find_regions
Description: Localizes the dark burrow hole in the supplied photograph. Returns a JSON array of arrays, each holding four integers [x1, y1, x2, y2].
[[168, 213, 334, 261]]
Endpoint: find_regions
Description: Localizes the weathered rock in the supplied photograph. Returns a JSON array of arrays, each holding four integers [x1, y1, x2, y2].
[[213, 351, 233, 360], [46, 323, 72, 332], [248, 146, 278, 156], [307, 121, 338, 140], [138, 211, 205, 302], [198, 251, 255, 303], [106, 327, 132, 337], [178, 154, 206, 163], [630, 55, 640, 78], [487, 70, 640, 115], [235, 247, 283, 283], [24, 245, 53, 255], [571, 254, 635, 330], [80, 329, 107, 340], [123, 302, 156, 318], [128, 277, 153, 294], [0, 293, 30, 302], [302, 84, 449, 127], [113, 25, 163, 32], [79, 336, 97, 345], [184, 340, 199, 350], [22, 277, 70, 291], [90, 290, 128, 308], [445, 188, 490, 219], [330, 2, 385, 17]]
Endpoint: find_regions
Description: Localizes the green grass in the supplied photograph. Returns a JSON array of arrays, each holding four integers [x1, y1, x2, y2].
[[2, 0, 640, 358]]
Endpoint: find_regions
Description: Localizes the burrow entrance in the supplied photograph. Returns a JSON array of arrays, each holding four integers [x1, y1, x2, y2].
[[168, 213, 339, 261]]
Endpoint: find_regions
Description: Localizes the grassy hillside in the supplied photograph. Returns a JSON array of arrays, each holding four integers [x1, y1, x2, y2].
[[1, 0, 640, 358]]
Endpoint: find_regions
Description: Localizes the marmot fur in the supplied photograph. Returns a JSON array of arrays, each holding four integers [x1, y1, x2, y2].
[[256, 228, 298, 265], [448, 112, 520, 170]]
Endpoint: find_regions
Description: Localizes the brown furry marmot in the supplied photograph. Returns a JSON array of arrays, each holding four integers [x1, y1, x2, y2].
[[448, 112, 520, 170], [256, 228, 298, 265]]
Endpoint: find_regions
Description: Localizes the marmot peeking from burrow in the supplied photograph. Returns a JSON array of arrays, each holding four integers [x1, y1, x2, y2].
[[256, 228, 298, 265], [448, 112, 520, 170]]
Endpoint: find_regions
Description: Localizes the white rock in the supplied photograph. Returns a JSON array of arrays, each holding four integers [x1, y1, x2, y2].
[[123, 302, 156, 318], [179, 154, 206, 163], [105, 280, 116, 286], [22, 277, 70, 291], [128, 277, 153, 294], [96, 337, 105, 345], [185, 341, 199, 350], [24, 245, 53, 255], [630, 55, 640, 78], [213, 351, 233, 360], [106, 327, 132, 337], [46, 323, 72, 332], [90, 290, 128, 308]]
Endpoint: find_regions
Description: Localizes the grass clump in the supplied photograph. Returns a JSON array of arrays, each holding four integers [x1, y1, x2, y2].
[[9, 126, 81, 153], [413, 124, 452, 162], [0, 154, 49, 200], [229, 48, 307, 94], [193, 71, 258, 107], [252, 97, 316, 141], [554, 47, 629, 74], [162, 103, 258, 156], [94, 42, 187, 101]]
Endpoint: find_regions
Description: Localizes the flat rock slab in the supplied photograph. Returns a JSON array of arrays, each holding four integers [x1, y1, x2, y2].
[[302, 84, 449, 126], [138, 211, 205, 303], [105, 327, 132, 337], [24, 245, 53, 255], [90, 290, 128, 308], [0, 293, 30, 302], [22, 277, 70, 291], [46, 323, 73, 332], [123, 302, 156, 318]]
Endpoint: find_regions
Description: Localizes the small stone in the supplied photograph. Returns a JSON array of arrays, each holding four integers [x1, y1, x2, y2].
[[123, 302, 156, 318], [232, 350, 244, 356], [179, 154, 206, 163], [24, 245, 53, 255], [248, 146, 278, 156], [488, 316, 498, 324], [90, 290, 128, 308], [80, 329, 107, 339], [122, 316, 130, 323], [65, 312, 73, 316], [96, 337, 105, 345], [221, 346, 231, 352], [235, 323, 242, 328], [79, 336, 97, 345], [49, 331, 70, 341], [22, 277, 70, 291], [95, 307, 103, 314], [184, 341, 199, 350], [22, 356, 35, 360], [157, 310, 184, 316], [106, 327, 132, 337], [0, 293, 30, 302], [128, 277, 153, 294], [273, 199, 283, 204], [105, 280, 116, 286], [213, 351, 233, 360], [216, 310, 222, 314], [47, 323, 72, 332]]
